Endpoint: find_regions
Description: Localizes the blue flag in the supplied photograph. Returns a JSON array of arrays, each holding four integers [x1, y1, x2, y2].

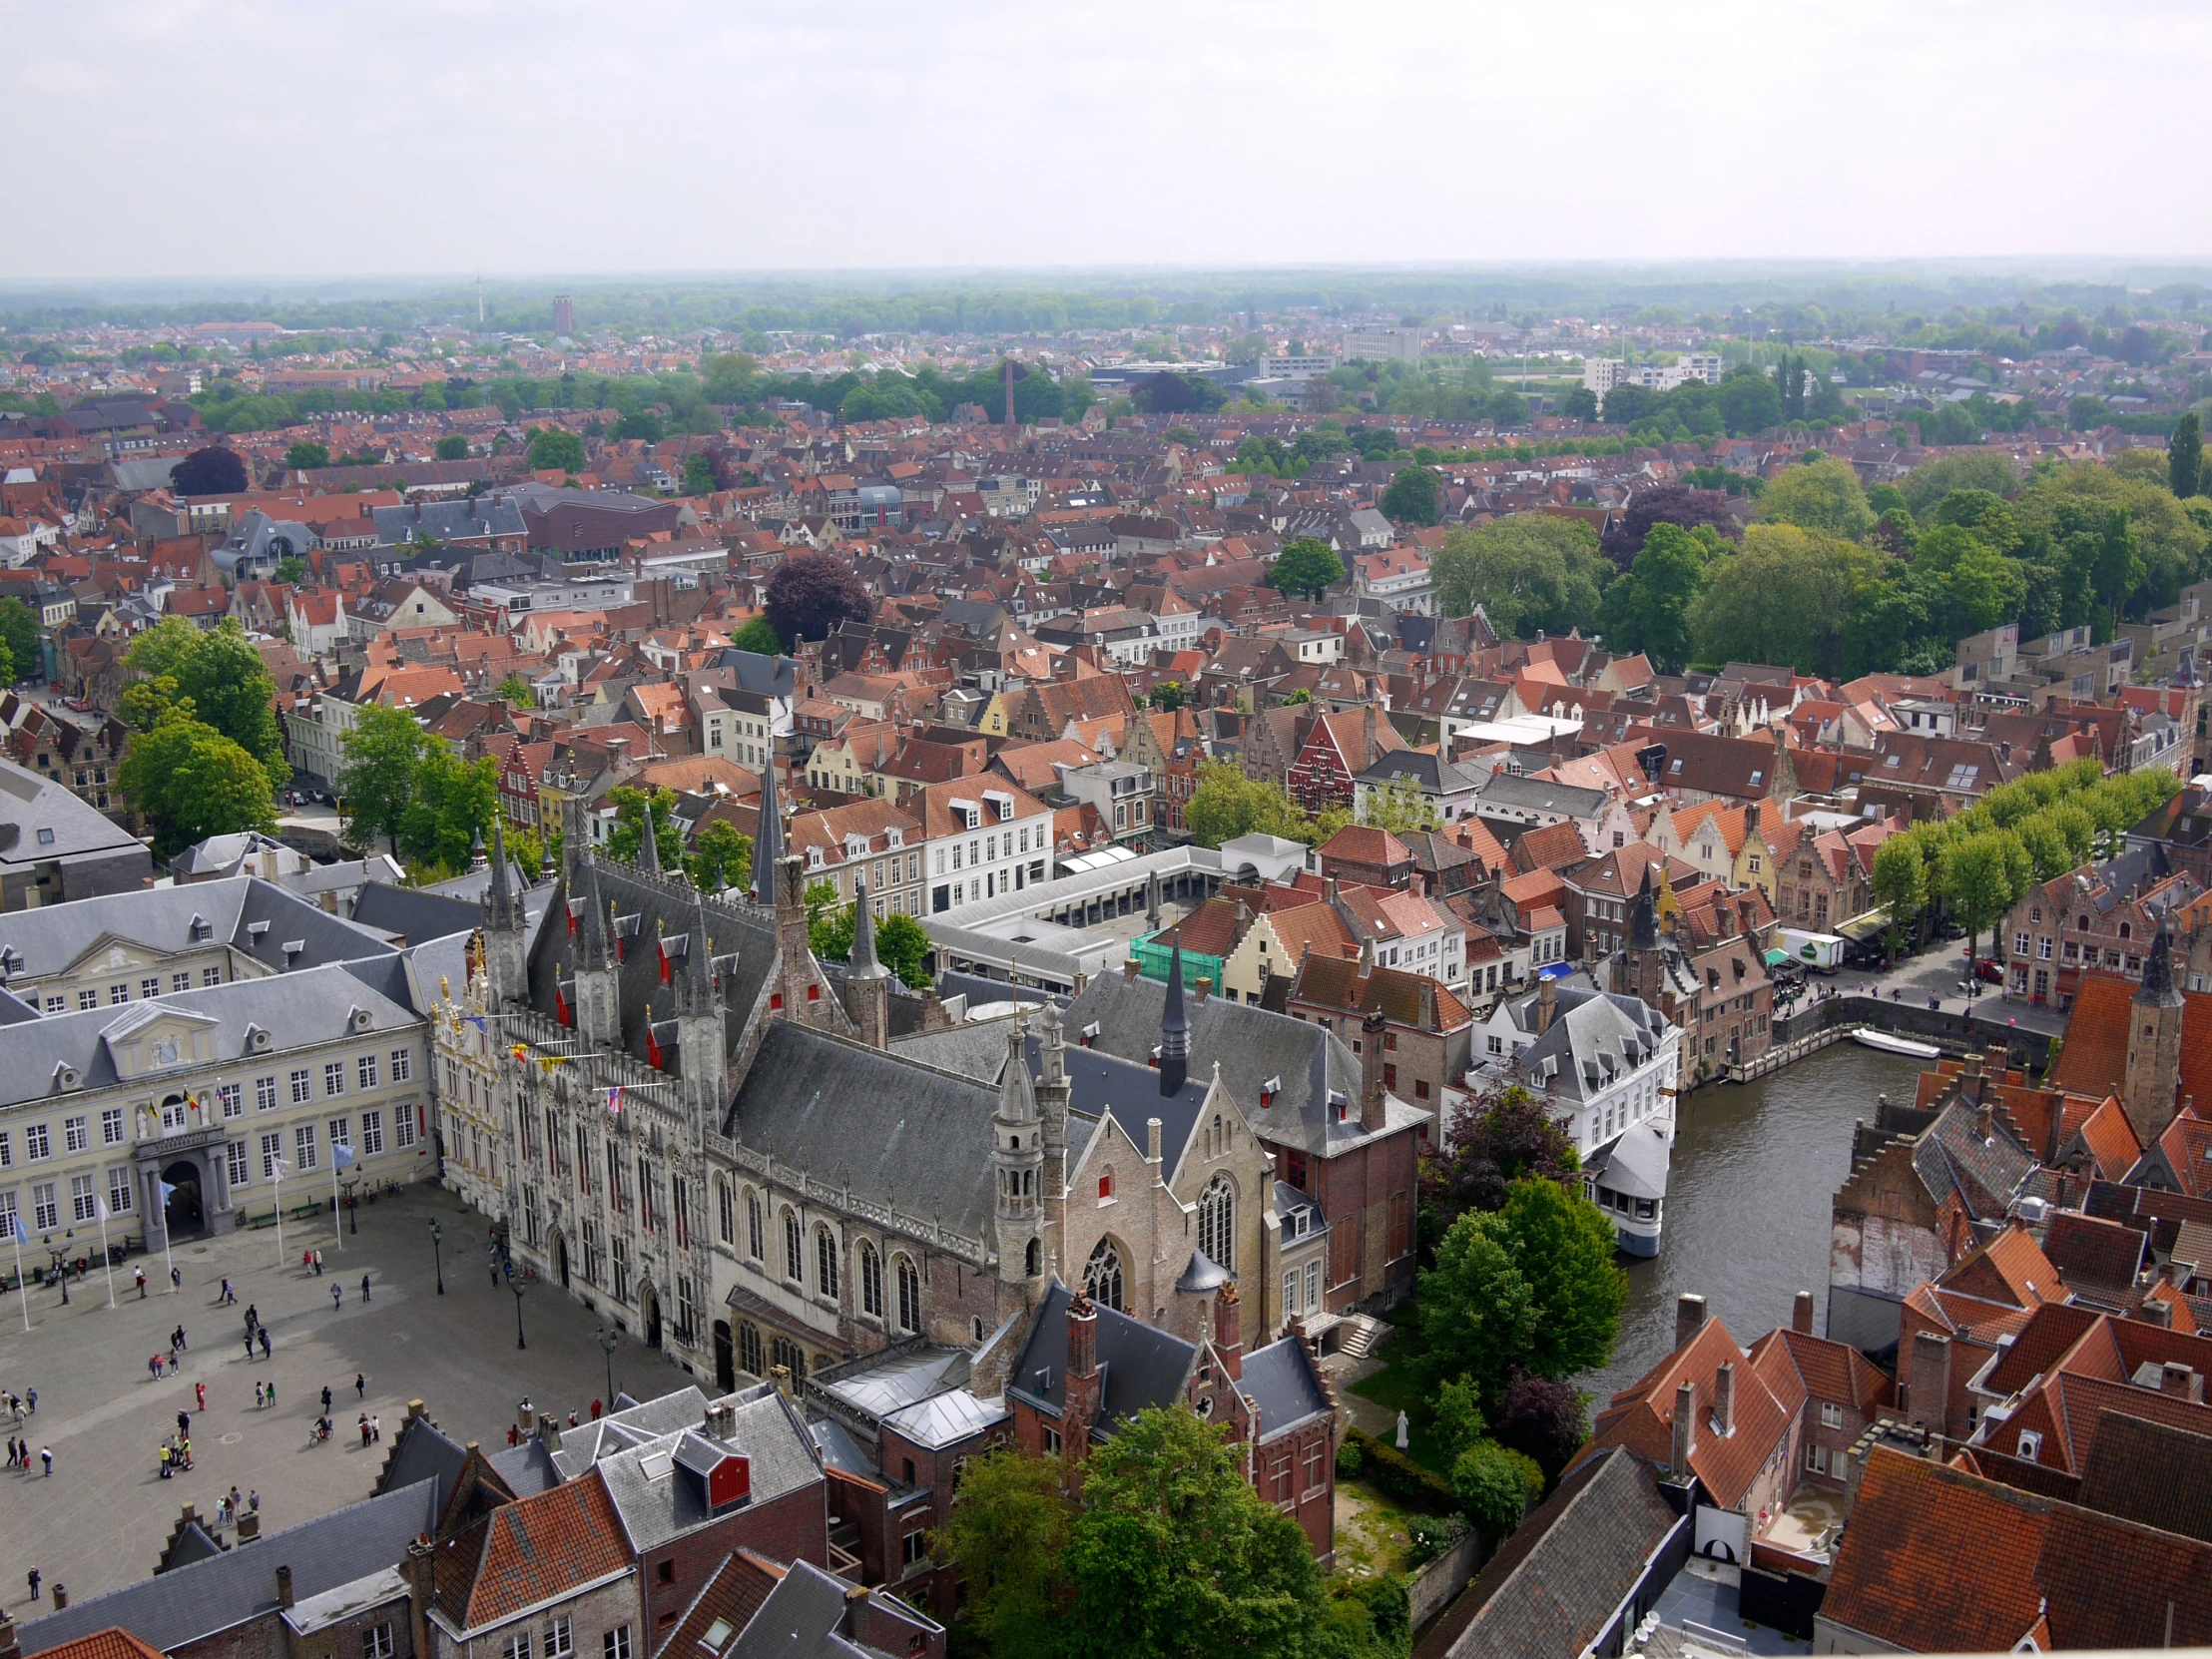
[[332, 1144, 356, 1170]]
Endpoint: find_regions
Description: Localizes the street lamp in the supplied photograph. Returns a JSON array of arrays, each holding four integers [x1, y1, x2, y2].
[[43, 1244, 66, 1307], [511, 1279, 527, 1351], [595, 1325, 619, 1405], [427, 1219, 444, 1296], [340, 1178, 359, 1237]]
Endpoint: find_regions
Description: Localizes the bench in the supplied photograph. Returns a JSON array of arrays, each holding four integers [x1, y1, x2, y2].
[[288, 1202, 321, 1221], [244, 1212, 278, 1231]]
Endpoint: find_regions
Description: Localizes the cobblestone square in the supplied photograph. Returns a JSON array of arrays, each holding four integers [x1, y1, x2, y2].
[[0, 1183, 691, 1611]]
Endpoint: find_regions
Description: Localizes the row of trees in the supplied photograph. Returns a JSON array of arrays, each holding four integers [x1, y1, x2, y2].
[[1182, 763, 1445, 853], [1868, 759, 2180, 964], [1435, 441, 2212, 681]]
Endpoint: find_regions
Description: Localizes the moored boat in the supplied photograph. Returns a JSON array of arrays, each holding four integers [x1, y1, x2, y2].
[[1851, 1027, 1941, 1059]]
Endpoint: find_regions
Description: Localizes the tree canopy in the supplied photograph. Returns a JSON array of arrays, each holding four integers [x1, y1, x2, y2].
[[172, 446, 248, 495], [1267, 538, 1346, 601], [764, 549, 869, 646], [1431, 514, 1610, 640], [1380, 465, 1441, 525], [118, 719, 276, 856]]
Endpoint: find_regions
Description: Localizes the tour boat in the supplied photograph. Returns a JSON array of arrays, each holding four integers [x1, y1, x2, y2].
[[1851, 1028, 1941, 1059]]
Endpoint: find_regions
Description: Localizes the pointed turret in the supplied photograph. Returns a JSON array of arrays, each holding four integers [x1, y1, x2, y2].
[[848, 874, 888, 981], [577, 857, 612, 970], [486, 818, 518, 924], [841, 874, 892, 1050], [480, 816, 526, 1005], [2125, 911, 2187, 1142], [1159, 944, 1189, 1096], [1630, 861, 1658, 952], [679, 889, 718, 1013], [572, 855, 620, 1048], [469, 825, 488, 873], [753, 759, 784, 910], [637, 807, 662, 875], [2136, 913, 2183, 1009], [992, 1016, 1044, 1291]]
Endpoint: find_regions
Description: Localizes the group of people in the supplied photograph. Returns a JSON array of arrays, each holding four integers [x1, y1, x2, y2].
[[242, 1305, 273, 1362], [5, 1439, 49, 1476]]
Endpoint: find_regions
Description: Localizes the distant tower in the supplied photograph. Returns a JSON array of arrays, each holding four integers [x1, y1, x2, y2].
[[2124, 914, 2186, 1142], [477, 275, 485, 326], [1159, 945, 1190, 1096], [1623, 861, 1664, 1010], [842, 874, 891, 1051], [752, 757, 784, 912], [572, 856, 621, 1050], [552, 293, 574, 337], [992, 1019, 1045, 1293], [480, 817, 528, 1009]]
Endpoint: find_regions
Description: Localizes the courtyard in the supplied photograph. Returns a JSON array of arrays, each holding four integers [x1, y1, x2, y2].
[[0, 1183, 692, 1611]]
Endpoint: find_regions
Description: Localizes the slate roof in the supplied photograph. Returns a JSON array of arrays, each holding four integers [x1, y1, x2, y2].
[[1412, 1447, 1681, 1659], [724, 1560, 870, 1659], [1496, 983, 1671, 1110], [2076, 1408, 2212, 1542], [1007, 1281, 1195, 1438], [20, 1479, 439, 1655], [724, 1024, 1002, 1244], [1239, 1337, 1332, 1437], [0, 873, 393, 984], [592, 1391, 823, 1553]]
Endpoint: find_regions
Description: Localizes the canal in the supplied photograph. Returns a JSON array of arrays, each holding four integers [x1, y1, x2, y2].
[[1582, 1040, 1931, 1405]]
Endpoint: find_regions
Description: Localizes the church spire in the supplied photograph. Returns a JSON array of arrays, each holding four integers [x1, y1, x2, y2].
[[1159, 944, 1189, 1096], [1630, 861, 1658, 952], [577, 856, 612, 971], [680, 888, 718, 1013], [2136, 913, 2183, 1008], [753, 758, 783, 909], [486, 816, 518, 927], [637, 804, 662, 875], [848, 873, 887, 981]]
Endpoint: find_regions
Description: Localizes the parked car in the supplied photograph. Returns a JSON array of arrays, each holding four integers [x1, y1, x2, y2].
[[1972, 957, 2004, 984]]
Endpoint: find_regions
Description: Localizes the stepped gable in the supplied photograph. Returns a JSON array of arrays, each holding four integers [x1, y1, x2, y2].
[[526, 856, 777, 1070]]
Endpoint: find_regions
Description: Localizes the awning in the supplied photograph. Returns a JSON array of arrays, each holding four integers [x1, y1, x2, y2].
[[1835, 908, 1891, 943], [1763, 947, 1791, 967]]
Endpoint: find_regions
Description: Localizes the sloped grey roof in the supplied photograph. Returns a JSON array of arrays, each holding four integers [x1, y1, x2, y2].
[[350, 881, 484, 946], [0, 873, 401, 983], [1240, 1337, 1332, 1438], [1473, 773, 1608, 818], [1587, 1121, 1669, 1201], [552, 1385, 714, 1474], [0, 960, 422, 1110], [725, 1560, 869, 1659], [0, 757, 153, 875], [20, 1477, 438, 1654], [1175, 1250, 1230, 1293], [1007, 1282, 1194, 1439], [725, 1024, 1000, 1244], [593, 1392, 822, 1553], [1503, 984, 1670, 1109]]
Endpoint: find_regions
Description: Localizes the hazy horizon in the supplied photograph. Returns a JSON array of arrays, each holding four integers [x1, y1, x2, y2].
[[15, 0, 2212, 282]]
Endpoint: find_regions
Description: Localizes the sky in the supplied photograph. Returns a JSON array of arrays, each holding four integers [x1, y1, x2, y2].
[[12, 0, 2212, 280]]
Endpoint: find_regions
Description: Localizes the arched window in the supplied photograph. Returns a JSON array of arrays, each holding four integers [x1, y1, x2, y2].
[[1025, 1237, 1041, 1277], [716, 1179, 735, 1247], [1198, 1174, 1235, 1273], [738, 1321, 763, 1378], [1098, 1167, 1115, 1202], [895, 1256, 920, 1333], [771, 1335, 806, 1382], [783, 1209, 803, 1281], [1083, 1238, 1125, 1312], [1210, 1114, 1224, 1156], [746, 1189, 764, 1260], [816, 1225, 840, 1299], [859, 1243, 883, 1318]]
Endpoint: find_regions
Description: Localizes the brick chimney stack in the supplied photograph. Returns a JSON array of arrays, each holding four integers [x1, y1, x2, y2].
[[276, 1565, 294, 1610], [1675, 1293, 1708, 1349], [1360, 1009, 1388, 1131], [1714, 1362, 1736, 1437], [1910, 1331, 1951, 1435], [1061, 1294, 1101, 1465], [1536, 974, 1557, 1036], [1215, 1282, 1243, 1381], [1792, 1290, 1815, 1335], [1671, 1379, 1696, 1476]]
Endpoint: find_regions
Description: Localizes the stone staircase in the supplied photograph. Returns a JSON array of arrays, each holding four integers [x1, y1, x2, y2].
[[1333, 1313, 1391, 1360]]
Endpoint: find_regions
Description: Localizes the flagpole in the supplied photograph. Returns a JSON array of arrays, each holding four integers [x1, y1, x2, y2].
[[161, 1183, 176, 1293], [9, 1218, 27, 1333], [275, 1161, 284, 1268], [331, 1156, 342, 1253], [97, 1199, 115, 1309]]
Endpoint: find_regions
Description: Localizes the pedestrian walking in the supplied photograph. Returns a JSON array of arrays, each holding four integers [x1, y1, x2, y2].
[[312, 1250, 322, 1277], [490, 1263, 499, 1288], [360, 1274, 370, 1303], [150, 1356, 163, 1382], [260, 1329, 272, 1360], [354, 1373, 364, 1399], [134, 1267, 146, 1299], [248, 1488, 259, 1512], [330, 1283, 342, 1312], [358, 1414, 370, 1448], [319, 1384, 332, 1413], [26, 1388, 36, 1414], [175, 1325, 187, 1351], [255, 1382, 265, 1410], [158, 1444, 171, 1480], [244, 1331, 256, 1362], [590, 1398, 602, 1419], [195, 1382, 206, 1412], [39, 1446, 50, 1476], [370, 1414, 380, 1442], [266, 1381, 276, 1407], [27, 1568, 38, 1602], [177, 1410, 190, 1438], [170, 1267, 181, 1293], [506, 1424, 517, 1447], [246, 1304, 258, 1331]]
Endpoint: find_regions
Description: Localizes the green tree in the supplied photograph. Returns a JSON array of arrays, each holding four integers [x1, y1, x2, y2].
[[612, 410, 664, 443], [1431, 514, 1610, 639], [1754, 456, 1874, 538], [1492, 1177, 1628, 1383], [118, 721, 276, 856], [685, 821, 753, 894], [1061, 1406, 1323, 1659], [494, 673, 536, 709], [874, 912, 932, 988], [607, 786, 684, 870], [1594, 522, 1704, 673], [1360, 775, 1440, 835], [1688, 524, 1871, 676], [729, 615, 784, 656], [172, 620, 287, 781], [337, 704, 433, 852], [1267, 538, 1346, 601], [2170, 412, 2204, 501], [1871, 833, 1929, 954], [396, 752, 500, 873], [1183, 762, 1312, 848], [273, 555, 307, 585], [1715, 371, 1783, 435], [526, 427, 587, 473], [435, 434, 470, 461], [682, 452, 716, 495], [0, 598, 37, 683], [1900, 450, 2020, 517], [1418, 1214, 1538, 1405], [284, 440, 330, 471], [1380, 466, 1441, 526], [1937, 830, 2024, 968], [1450, 1440, 1544, 1543], [936, 1449, 1074, 1659]]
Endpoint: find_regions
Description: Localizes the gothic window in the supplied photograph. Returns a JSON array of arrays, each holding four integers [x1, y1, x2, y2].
[[1025, 1238, 1041, 1277], [746, 1189, 764, 1260], [771, 1336, 806, 1382], [717, 1180, 734, 1247], [816, 1225, 840, 1299], [783, 1209, 803, 1281], [1083, 1238, 1124, 1312], [895, 1256, 920, 1333], [859, 1243, 883, 1318], [738, 1321, 763, 1378], [1198, 1174, 1235, 1273]]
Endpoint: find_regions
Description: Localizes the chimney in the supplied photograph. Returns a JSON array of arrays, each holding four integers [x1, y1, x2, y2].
[[236, 1510, 262, 1543], [1147, 1117, 1162, 1166], [1671, 1379, 1696, 1475], [2160, 1362, 2205, 1402], [1194, 975, 1212, 1005], [1061, 1292, 1102, 1468], [704, 1400, 737, 1439], [1536, 974, 1557, 1036], [1122, 956, 1140, 985], [0, 1607, 19, 1659], [276, 1564, 295, 1609], [1910, 1331, 1951, 1436], [1360, 1009, 1388, 1131], [1215, 1282, 1244, 1381], [1714, 1363, 1736, 1436], [1792, 1290, 1815, 1336], [2139, 1294, 2175, 1330], [402, 1536, 435, 1659], [1675, 1293, 1708, 1349], [47, 1591, 62, 1612]]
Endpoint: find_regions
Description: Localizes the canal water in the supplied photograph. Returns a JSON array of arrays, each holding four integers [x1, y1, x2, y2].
[[1581, 1041, 1931, 1406]]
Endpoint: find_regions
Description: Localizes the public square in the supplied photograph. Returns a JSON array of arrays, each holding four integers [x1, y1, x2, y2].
[[0, 1183, 686, 1610]]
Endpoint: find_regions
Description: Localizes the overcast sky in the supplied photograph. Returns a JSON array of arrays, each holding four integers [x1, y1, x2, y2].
[[11, 0, 2210, 280]]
